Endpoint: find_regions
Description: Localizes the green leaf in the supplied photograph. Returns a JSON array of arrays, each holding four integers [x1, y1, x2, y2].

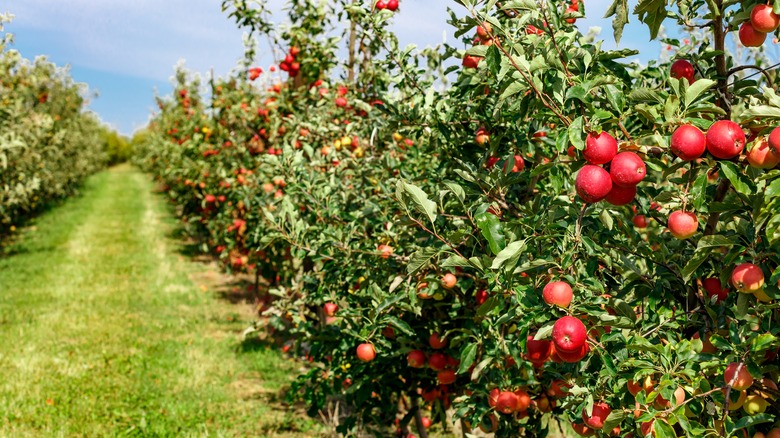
[[691, 172, 708, 212], [696, 234, 736, 250], [499, 82, 524, 103], [750, 333, 777, 352], [399, 181, 438, 225], [764, 178, 780, 202], [684, 79, 716, 107], [490, 239, 527, 270], [475, 212, 506, 255], [457, 343, 478, 374], [604, 0, 629, 44], [384, 316, 414, 337], [534, 322, 555, 340], [485, 44, 501, 76], [719, 161, 755, 196], [407, 247, 439, 275], [654, 419, 676, 438], [441, 254, 472, 269], [681, 248, 710, 282], [732, 413, 774, 431], [470, 357, 493, 381], [602, 411, 627, 433], [569, 116, 586, 150], [767, 213, 780, 246]]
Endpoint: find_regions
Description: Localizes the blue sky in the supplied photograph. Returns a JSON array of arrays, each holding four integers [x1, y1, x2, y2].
[[3, 1, 657, 136]]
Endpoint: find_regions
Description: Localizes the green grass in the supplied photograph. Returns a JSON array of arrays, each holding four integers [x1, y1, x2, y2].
[[0, 165, 322, 437]]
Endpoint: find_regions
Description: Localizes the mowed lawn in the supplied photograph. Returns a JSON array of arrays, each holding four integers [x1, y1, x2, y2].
[[0, 165, 320, 437]]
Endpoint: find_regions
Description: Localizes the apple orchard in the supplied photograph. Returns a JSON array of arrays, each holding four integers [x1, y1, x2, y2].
[[134, 0, 780, 437]]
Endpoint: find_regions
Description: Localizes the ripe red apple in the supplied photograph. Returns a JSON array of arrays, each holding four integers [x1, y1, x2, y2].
[[747, 137, 780, 169], [377, 244, 394, 259], [548, 379, 571, 398], [724, 362, 754, 390], [514, 389, 531, 412], [503, 155, 525, 173], [462, 54, 482, 69], [475, 127, 490, 145], [476, 21, 493, 39], [751, 4, 780, 33], [475, 289, 489, 305], [605, 183, 637, 206], [707, 120, 746, 159], [407, 350, 426, 368], [488, 388, 500, 408], [670, 59, 695, 83], [428, 352, 448, 371], [386, 0, 399, 11], [610, 152, 646, 186], [543, 281, 573, 308], [583, 131, 618, 165], [564, 6, 578, 24], [769, 126, 780, 151], [525, 335, 553, 363], [420, 417, 432, 428], [575, 165, 613, 203], [671, 124, 706, 160], [701, 278, 728, 303], [323, 302, 338, 316], [335, 97, 348, 107], [375, 0, 387, 9], [552, 316, 587, 353], [731, 262, 765, 292], [571, 422, 595, 437], [627, 380, 642, 396], [632, 214, 648, 228], [441, 273, 457, 289], [582, 402, 612, 429], [437, 369, 457, 384], [668, 210, 698, 239], [356, 343, 376, 362], [556, 342, 589, 362], [739, 21, 767, 47], [429, 333, 447, 349], [495, 391, 520, 414]]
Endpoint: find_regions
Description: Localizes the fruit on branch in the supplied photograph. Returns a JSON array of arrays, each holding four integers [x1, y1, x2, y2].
[[356, 343, 376, 362], [725, 389, 747, 410], [377, 244, 394, 259], [335, 97, 348, 108], [542, 281, 573, 308], [525, 335, 553, 363], [386, 0, 399, 11], [769, 126, 780, 150], [429, 332, 447, 349], [605, 183, 637, 206], [583, 131, 618, 165], [739, 21, 767, 47], [724, 362, 754, 390], [476, 21, 493, 39], [556, 342, 589, 362], [747, 137, 780, 169], [582, 402, 612, 429], [610, 152, 646, 186], [701, 278, 728, 303], [668, 210, 698, 239], [323, 302, 338, 316], [475, 127, 490, 145], [632, 214, 648, 228], [437, 369, 456, 384], [407, 350, 426, 368], [575, 165, 613, 203], [670, 59, 696, 83], [671, 124, 706, 161], [441, 273, 457, 289], [462, 54, 482, 69], [743, 394, 770, 415], [571, 422, 595, 437], [428, 353, 447, 371], [706, 120, 746, 159], [552, 316, 587, 353], [750, 4, 780, 33], [503, 155, 525, 173], [496, 391, 520, 414], [731, 263, 765, 293]]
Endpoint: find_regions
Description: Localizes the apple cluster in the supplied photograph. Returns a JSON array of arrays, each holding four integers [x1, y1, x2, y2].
[[374, 0, 399, 12], [739, 4, 780, 47], [279, 46, 301, 77], [574, 131, 646, 205], [462, 21, 494, 69]]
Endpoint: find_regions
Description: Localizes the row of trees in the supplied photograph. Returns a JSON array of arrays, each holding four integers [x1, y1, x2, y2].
[[0, 14, 126, 238], [136, 0, 780, 436]]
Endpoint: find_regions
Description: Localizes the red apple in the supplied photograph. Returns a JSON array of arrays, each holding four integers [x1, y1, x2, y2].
[[503, 155, 525, 173], [582, 402, 612, 429], [552, 316, 587, 353], [514, 389, 531, 412], [495, 391, 519, 414], [583, 131, 618, 165], [323, 302, 338, 316], [747, 137, 780, 169], [543, 281, 573, 308], [556, 342, 589, 363], [575, 165, 613, 203], [386, 0, 399, 11], [668, 210, 698, 239], [701, 278, 728, 303], [751, 4, 780, 33], [671, 124, 706, 160], [724, 362, 754, 390], [462, 54, 482, 69], [739, 21, 767, 47], [475, 128, 490, 145], [407, 350, 426, 368], [707, 120, 746, 159], [475, 289, 489, 305], [476, 21, 493, 39], [437, 369, 457, 384], [356, 343, 376, 362], [731, 262, 765, 293], [605, 183, 637, 206], [769, 126, 780, 151], [571, 422, 595, 437], [610, 152, 646, 186], [428, 353, 448, 371], [525, 335, 553, 363], [377, 244, 394, 259], [429, 333, 447, 349], [441, 273, 457, 289], [670, 59, 696, 83], [632, 214, 648, 228]]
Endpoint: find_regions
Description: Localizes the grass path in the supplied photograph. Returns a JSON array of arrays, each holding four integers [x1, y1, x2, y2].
[[0, 165, 318, 437]]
